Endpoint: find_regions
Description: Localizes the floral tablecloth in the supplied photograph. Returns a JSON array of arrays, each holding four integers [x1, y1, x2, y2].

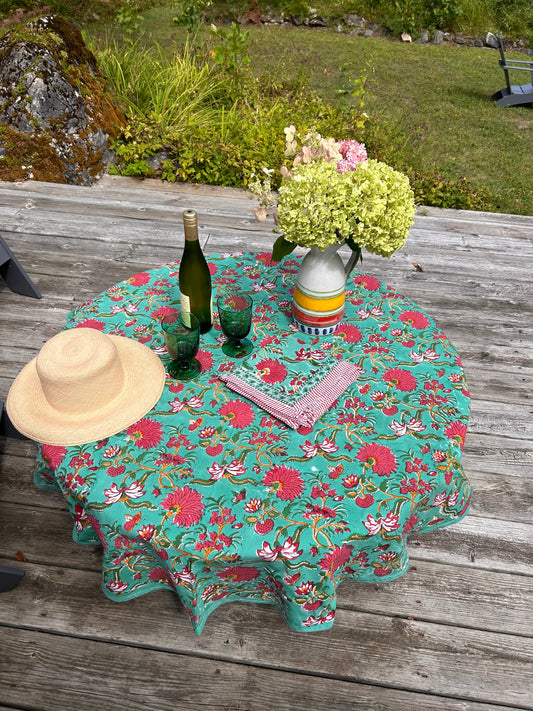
[[34, 252, 472, 633]]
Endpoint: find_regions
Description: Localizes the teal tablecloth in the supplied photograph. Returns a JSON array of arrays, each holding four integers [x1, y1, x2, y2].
[[34, 252, 472, 632]]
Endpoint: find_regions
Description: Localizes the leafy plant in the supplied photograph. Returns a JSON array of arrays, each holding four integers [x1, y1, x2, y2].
[[335, 61, 372, 133], [210, 22, 251, 90], [377, 0, 420, 35], [173, 0, 212, 32], [426, 0, 462, 29], [116, 0, 144, 43], [373, 0, 460, 35]]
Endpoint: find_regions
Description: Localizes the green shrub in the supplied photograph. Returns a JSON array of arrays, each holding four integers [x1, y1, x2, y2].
[[100, 31, 495, 211], [355, 0, 461, 35], [406, 169, 494, 210], [173, 0, 213, 32], [99, 36, 369, 185], [202, 0, 533, 38]]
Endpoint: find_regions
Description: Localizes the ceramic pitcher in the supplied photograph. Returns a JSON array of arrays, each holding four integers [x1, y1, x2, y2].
[[292, 243, 347, 335]]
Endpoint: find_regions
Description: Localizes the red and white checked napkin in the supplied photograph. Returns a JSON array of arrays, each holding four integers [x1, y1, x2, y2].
[[219, 358, 362, 430]]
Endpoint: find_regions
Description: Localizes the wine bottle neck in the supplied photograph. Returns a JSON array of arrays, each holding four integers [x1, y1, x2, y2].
[[183, 209, 199, 242], [183, 237, 202, 251]]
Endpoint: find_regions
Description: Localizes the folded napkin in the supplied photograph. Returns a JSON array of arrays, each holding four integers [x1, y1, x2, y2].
[[219, 346, 363, 430]]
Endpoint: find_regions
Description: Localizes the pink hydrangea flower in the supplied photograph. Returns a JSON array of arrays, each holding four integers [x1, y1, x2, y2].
[[336, 140, 368, 173]]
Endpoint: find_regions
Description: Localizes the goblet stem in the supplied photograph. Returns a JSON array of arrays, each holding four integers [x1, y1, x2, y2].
[[221, 336, 252, 358]]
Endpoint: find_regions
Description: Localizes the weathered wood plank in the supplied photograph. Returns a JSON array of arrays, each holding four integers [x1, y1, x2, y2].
[[410, 515, 533, 575], [2, 183, 531, 269], [466, 470, 533, 522], [457, 342, 531, 369], [339, 558, 533, 637], [460, 363, 531, 405], [0, 502, 102, 570], [0, 566, 531, 707], [462, 432, 533, 478], [466, 400, 533, 441], [0, 626, 518, 711], [3, 218, 531, 288], [0, 455, 66, 509], [2, 217, 532, 305], [413, 212, 533, 241], [3, 219, 533, 293], [1, 186, 533, 259], [0, 436, 36, 459], [11, 173, 533, 237], [0, 626, 250, 711], [415, 202, 533, 225], [3, 174, 533, 237]]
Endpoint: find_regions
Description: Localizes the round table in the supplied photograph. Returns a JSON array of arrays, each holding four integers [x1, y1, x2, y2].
[[34, 252, 472, 633]]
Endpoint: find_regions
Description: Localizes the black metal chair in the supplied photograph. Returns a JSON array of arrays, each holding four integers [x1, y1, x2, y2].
[[0, 404, 28, 592], [0, 566, 25, 592], [1, 236, 38, 593], [492, 35, 533, 107], [0, 235, 41, 298], [1, 400, 27, 440]]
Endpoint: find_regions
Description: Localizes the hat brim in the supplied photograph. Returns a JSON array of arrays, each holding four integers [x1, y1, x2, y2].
[[6, 334, 166, 446]]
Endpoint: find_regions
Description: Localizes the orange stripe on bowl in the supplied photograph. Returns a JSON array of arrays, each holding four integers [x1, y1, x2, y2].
[[293, 287, 345, 313]]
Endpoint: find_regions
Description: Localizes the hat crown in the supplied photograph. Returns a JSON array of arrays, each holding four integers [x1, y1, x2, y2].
[[36, 329, 126, 416]]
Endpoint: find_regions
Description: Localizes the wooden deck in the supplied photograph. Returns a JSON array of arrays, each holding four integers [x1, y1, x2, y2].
[[0, 175, 532, 711]]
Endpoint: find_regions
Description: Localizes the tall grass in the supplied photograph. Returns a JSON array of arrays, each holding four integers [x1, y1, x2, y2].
[[96, 38, 224, 140], [94, 32, 369, 186], [91, 18, 532, 214]]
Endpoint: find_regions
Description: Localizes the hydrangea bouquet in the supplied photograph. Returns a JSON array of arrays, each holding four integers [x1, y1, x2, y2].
[[249, 127, 416, 271]]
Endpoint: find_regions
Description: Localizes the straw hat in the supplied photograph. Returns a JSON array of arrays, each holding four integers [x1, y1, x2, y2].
[[6, 328, 166, 446]]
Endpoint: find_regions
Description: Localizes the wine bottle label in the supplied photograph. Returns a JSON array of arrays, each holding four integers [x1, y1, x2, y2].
[[180, 293, 192, 327]]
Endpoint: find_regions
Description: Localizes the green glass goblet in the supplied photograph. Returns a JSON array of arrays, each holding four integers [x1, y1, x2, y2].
[[217, 292, 253, 358], [161, 312, 202, 381]]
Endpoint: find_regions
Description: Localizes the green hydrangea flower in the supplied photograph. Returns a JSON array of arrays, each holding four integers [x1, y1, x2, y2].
[[277, 159, 416, 258]]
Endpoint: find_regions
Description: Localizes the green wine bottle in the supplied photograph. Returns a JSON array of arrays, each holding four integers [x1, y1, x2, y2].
[[179, 209, 213, 334]]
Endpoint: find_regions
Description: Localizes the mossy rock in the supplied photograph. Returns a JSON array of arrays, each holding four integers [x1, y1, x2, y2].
[[0, 14, 125, 185]]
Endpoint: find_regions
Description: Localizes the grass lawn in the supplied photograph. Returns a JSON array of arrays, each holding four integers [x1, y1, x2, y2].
[[250, 26, 533, 215], [89, 8, 533, 215]]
